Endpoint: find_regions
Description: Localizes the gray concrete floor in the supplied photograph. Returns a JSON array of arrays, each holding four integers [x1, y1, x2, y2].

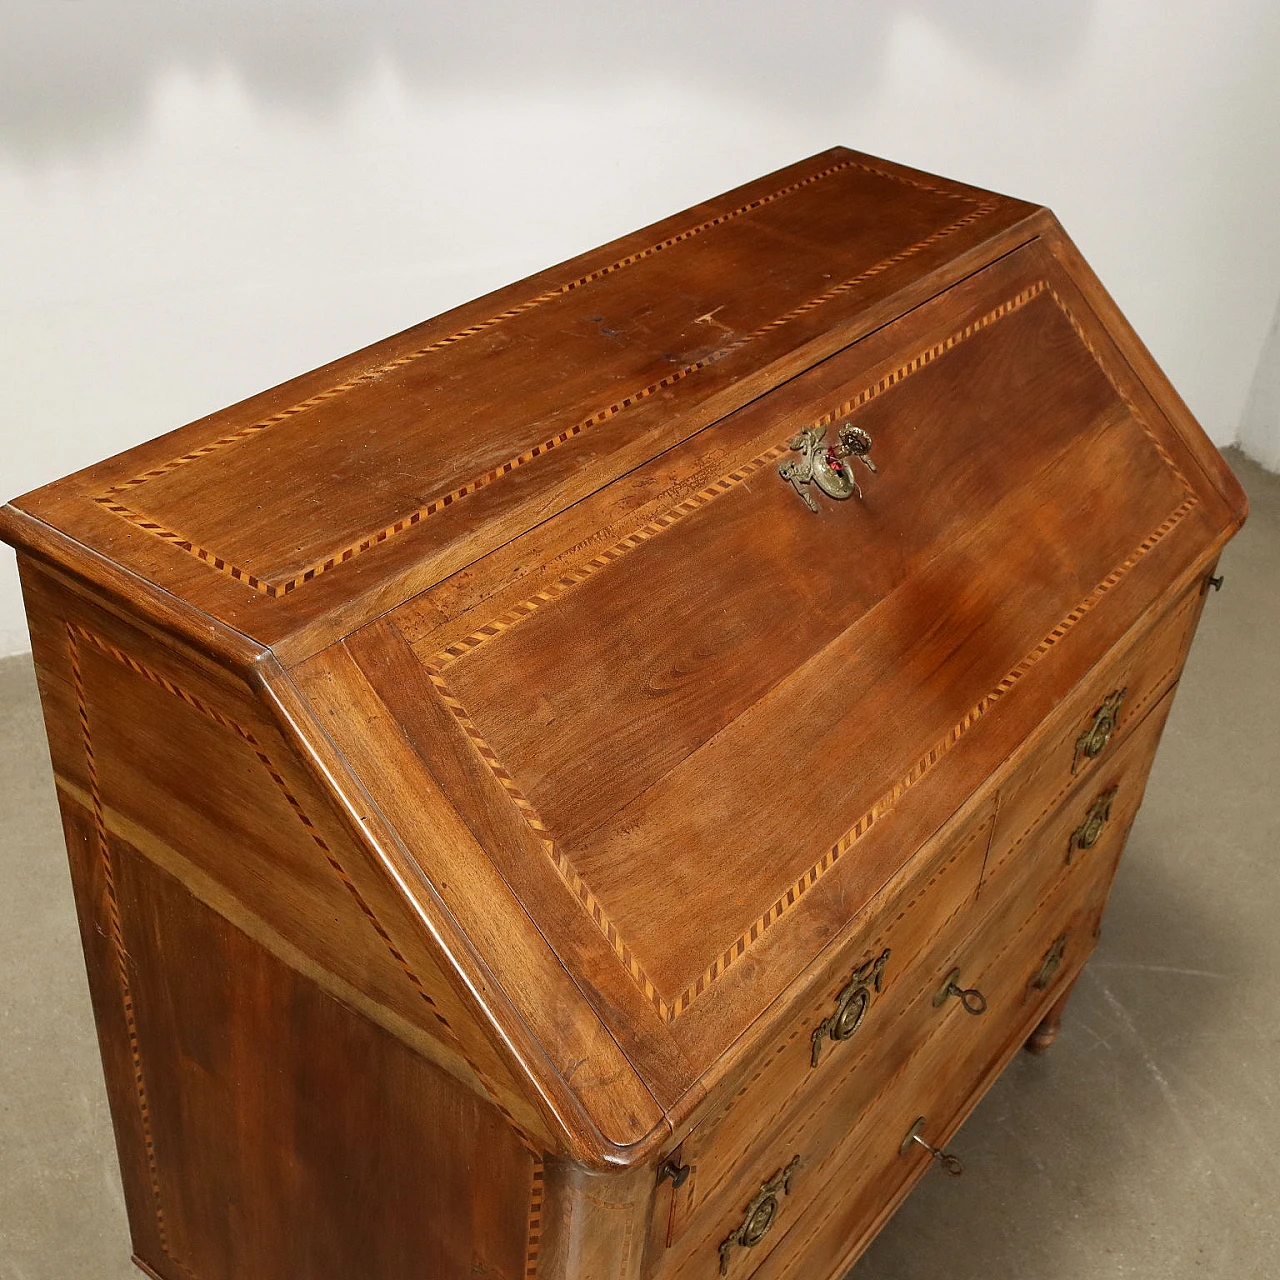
[[0, 449, 1276, 1280]]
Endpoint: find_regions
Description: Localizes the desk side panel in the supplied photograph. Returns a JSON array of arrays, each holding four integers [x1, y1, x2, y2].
[[18, 557, 551, 1279]]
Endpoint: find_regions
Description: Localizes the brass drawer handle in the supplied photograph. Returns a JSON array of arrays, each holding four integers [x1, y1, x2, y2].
[[810, 949, 890, 1067], [932, 968, 988, 1015], [1067, 785, 1119, 863], [1030, 933, 1069, 992], [900, 1118, 964, 1176], [779, 423, 876, 512], [1072, 689, 1127, 774], [718, 1155, 801, 1274]]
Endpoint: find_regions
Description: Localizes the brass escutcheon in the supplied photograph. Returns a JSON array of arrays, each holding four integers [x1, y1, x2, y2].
[[810, 949, 890, 1067], [1067, 786, 1119, 863], [1073, 689, 1127, 774], [1030, 933, 1069, 993], [778, 422, 877, 512], [718, 1155, 801, 1274]]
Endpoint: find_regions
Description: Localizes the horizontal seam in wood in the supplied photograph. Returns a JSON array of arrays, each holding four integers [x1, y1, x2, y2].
[[91, 164, 993, 597], [53, 771, 508, 1100]]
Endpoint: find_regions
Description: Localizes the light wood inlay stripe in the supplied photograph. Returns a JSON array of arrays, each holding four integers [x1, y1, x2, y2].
[[525, 1157, 544, 1279], [425, 665, 671, 1018], [666, 495, 1195, 1018], [67, 626, 194, 1278], [706, 818, 992, 1157], [431, 282, 1047, 671]]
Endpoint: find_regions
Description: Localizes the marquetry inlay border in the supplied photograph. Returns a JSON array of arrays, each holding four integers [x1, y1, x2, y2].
[[423, 279, 1199, 1023], [430, 282, 1048, 671], [66, 623, 541, 1170], [67, 627, 192, 1274], [91, 158, 994, 598], [525, 1157, 545, 1280], [709, 814, 994, 1130], [982, 590, 1198, 889]]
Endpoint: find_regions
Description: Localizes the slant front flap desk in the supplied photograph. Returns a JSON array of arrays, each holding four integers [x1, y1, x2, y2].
[[293, 233, 1236, 1137], [0, 148, 1245, 1280]]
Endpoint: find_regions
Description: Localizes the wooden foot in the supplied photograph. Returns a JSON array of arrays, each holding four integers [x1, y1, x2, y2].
[[1024, 976, 1079, 1055]]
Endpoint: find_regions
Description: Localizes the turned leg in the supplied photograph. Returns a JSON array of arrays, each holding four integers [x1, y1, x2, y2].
[[1025, 974, 1080, 1055]]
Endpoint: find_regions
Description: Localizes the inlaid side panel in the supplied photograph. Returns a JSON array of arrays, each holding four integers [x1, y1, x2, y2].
[[18, 558, 555, 1270]]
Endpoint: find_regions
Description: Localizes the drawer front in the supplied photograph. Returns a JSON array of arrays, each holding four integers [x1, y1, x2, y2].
[[662, 802, 995, 1246], [653, 828, 1119, 1280], [981, 682, 1177, 915], [943, 832, 1115, 1060], [744, 892, 1108, 1280], [741, 834, 1121, 1280], [662, 679, 1178, 1250], [986, 583, 1203, 889]]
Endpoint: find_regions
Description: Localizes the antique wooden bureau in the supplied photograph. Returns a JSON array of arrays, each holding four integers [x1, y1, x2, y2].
[[1, 148, 1245, 1280]]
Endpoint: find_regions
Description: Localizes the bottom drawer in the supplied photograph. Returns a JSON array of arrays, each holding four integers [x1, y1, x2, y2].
[[665, 821, 1121, 1280]]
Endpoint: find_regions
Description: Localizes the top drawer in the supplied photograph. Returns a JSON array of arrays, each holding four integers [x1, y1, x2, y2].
[[985, 578, 1206, 888]]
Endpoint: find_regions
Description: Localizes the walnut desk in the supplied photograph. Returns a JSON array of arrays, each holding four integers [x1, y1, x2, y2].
[[0, 147, 1245, 1280]]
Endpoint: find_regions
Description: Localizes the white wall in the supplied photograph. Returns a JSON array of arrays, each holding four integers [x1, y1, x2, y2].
[[1239, 297, 1280, 473], [3, 0, 1279, 656]]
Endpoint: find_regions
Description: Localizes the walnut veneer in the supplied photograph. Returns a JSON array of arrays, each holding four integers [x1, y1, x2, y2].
[[0, 148, 1245, 1280]]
